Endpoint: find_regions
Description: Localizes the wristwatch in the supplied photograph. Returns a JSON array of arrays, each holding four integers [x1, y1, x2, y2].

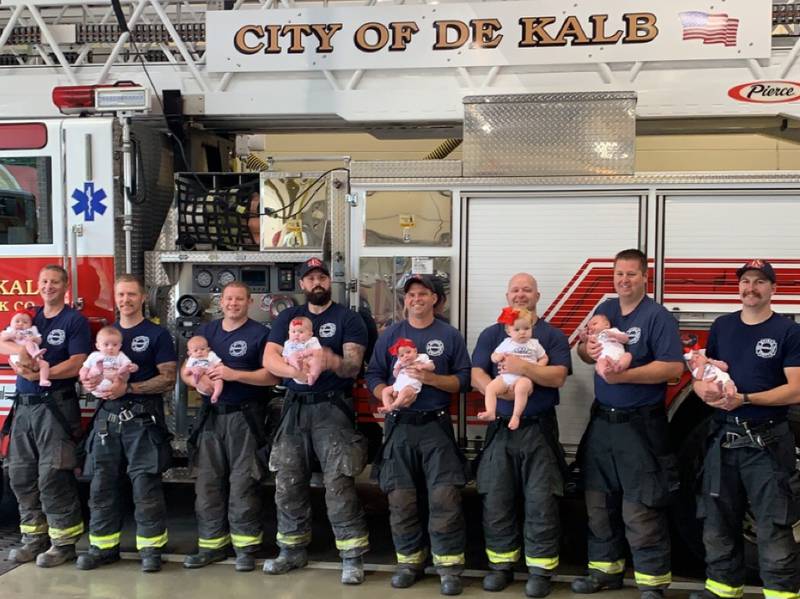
[[741, 393, 751, 405], [126, 383, 134, 395]]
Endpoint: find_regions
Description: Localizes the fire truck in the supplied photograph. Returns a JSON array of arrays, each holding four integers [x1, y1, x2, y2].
[[1, 0, 799, 566]]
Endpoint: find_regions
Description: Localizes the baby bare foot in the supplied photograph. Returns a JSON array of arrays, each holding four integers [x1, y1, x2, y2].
[[477, 410, 495, 422], [39, 379, 52, 387], [508, 415, 520, 430]]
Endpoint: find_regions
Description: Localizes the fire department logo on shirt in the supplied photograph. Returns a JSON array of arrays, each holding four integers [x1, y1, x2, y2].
[[46, 329, 66, 346], [319, 323, 336, 338], [755, 338, 778, 359], [229, 340, 247, 357], [426, 339, 444, 357], [626, 327, 642, 345], [131, 336, 150, 353]]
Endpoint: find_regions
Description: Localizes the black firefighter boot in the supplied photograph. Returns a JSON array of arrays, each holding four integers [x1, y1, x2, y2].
[[571, 571, 625, 594], [525, 572, 553, 598], [482, 568, 514, 592], [341, 556, 365, 585], [140, 548, 162, 573], [76, 547, 121, 570], [262, 547, 308, 575], [183, 547, 228, 568]]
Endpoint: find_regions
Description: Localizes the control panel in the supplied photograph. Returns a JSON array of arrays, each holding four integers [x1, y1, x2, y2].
[[191, 264, 299, 294]]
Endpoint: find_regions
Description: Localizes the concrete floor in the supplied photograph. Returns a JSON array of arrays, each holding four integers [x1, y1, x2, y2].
[[0, 561, 704, 599]]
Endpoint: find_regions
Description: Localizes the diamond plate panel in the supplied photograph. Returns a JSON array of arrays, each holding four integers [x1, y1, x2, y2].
[[352, 170, 800, 187], [463, 92, 636, 177]]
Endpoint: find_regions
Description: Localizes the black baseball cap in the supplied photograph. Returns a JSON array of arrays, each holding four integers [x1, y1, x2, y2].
[[403, 274, 437, 294], [736, 259, 776, 283], [298, 257, 330, 279]]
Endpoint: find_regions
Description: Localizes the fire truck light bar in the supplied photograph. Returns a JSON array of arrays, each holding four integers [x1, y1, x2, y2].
[[52, 82, 148, 114]]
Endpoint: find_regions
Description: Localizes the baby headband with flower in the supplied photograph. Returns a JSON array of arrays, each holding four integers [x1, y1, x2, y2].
[[496, 307, 520, 326], [389, 337, 416, 356]]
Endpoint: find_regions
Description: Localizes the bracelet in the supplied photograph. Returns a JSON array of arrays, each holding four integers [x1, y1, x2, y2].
[[126, 382, 134, 395], [741, 393, 751, 405]]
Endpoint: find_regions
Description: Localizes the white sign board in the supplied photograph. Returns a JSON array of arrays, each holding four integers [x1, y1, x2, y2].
[[206, 0, 770, 73]]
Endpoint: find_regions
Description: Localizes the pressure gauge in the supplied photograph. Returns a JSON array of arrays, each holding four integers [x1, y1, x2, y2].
[[218, 270, 236, 286], [195, 269, 213, 289], [177, 295, 201, 317]]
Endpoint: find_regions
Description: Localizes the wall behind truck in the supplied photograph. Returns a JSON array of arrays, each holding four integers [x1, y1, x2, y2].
[[253, 131, 800, 172]]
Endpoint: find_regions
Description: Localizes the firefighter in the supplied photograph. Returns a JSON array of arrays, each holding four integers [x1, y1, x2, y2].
[[182, 281, 277, 572], [365, 274, 472, 596], [263, 258, 370, 585], [76, 274, 177, 573], [689, 260, 800, 599], [0, 265, 89, 567], [573, 249, 684, 599], [471, 273, 571, 597]]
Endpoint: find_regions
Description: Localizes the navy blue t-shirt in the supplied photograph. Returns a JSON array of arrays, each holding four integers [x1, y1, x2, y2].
[[115, 318, 177, 403], [593, 296, 683, 408], [197, 318, 270, 405], [472, 320, 572, 417], [16, 305, 91, 394], [268, 302, 367, 393], [366, 318, 471, 412], [707, 311, 800, 420]]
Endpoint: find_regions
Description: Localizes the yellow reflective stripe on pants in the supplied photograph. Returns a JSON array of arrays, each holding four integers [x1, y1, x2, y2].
[[136, 530, 168, 550], [486, 547, 521, 564], [397, 549, 427, 565], [199, 535, 231, 550], [20, 523, 48, 535], [231, 532, 263, 548], [89, 532, 122, 550], [50, 522, 84, 541], [433, 553, 465, 567], [276, 531, 311, 546], [589, 560, 625, 575], [763, 589, 800, 599], [335, 535, 369, 551], [526, 556, 559, 571], [634, 571, 672, 587], [706, 578, 744, 598]]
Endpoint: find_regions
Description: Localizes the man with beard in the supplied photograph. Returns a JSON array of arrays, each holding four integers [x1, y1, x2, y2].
[[183, 281, 277, 572], [690, 260, 800, 599], [77, 274, 177, 572], [471, 273, 571, 597], [264, 258, 370, 584], [0, 265, 90, 567]]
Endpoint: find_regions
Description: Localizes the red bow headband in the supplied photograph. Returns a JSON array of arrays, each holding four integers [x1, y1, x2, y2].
[[13, 308, 33, 319], [497, 307, 520, 326], [290, 319, 306, 327], [389, 337, 416, 356]]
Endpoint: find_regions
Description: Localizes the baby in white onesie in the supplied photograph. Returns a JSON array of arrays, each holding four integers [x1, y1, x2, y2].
[[585, 314, 633, 381], [80, 326, 138, 399], [685, 348, 737, 399], [1, 309, 51, 387], [184, 335, 224, 403], [282, 316, 323, 385], [379, 338, 435, 414], [478, 307, 549, 430]]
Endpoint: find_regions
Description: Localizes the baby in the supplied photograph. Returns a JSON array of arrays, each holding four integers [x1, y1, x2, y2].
[[282, 316, 322, 385], [478, 307, 548, 430], [184, 335, 223, 403], [379, 338, 435, 414], [1, 309, 50, 387], [80, 326, 138, 399], [685, 348, 737, 399], [584, 314, 633, 380]]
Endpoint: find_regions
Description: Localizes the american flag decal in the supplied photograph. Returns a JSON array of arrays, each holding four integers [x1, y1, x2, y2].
[[679, 11, 739, 47]]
